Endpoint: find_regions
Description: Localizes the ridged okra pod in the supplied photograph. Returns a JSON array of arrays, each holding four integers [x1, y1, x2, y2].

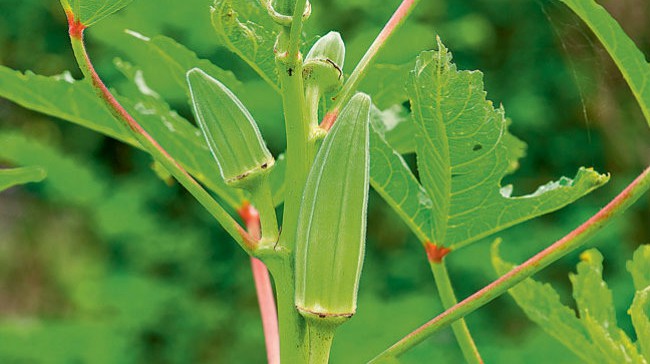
[[187, 68, 275, 189], [295, 93, 371, 322]]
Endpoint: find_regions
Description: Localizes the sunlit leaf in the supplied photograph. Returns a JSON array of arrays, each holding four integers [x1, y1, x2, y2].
[[493, 243, 650, 364], [211, 0, 280, 92], [0, 65, 243, 208], [629, 287, 650, 359], [560, 0, 650, 128], [370, 104, 417, 154], [492, 241, 600, 362], [60, 0, 134, 27], [569, 250, 617, 336], [407, 38, 608, 249], [627, 244, 650, 291], [0, 167, 46, 192]]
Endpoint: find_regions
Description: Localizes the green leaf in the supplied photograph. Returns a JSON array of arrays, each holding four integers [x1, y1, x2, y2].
[[211, 0, 280, 92], [493, 243, 649, 364], [629, 286, 650, 359], [370, 104, 417, 154], [491, 241, 600, 363], [627, 244, 650, 291], [0, 65, 243, 208], [560, 0, 650, 128], [60, 0, 134, 27], [408, 39, 609, 249], [360, 63, 413, 110], [581, 313, 646, 364], [369, 120, 431, 243], [0, 167, 46, 192], [120, 31, 242, 102], [569, 250, 617, 337]]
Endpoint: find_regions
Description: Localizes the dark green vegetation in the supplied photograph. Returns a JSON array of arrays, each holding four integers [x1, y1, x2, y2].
[[0, 0, 649, 362]]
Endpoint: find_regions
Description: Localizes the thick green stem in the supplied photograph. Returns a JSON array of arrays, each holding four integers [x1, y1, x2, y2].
[[266, 256, 309, 364], [66, 21, 254, 253], [430, 260, 483, 364], [370, 166, 650, 362]]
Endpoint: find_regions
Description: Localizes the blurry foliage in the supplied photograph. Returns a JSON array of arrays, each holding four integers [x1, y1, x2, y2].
[[0, 0, 648, 362]]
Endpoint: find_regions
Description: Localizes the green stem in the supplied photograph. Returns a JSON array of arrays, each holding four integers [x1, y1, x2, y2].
[[370, 166, 650, 363], [321, 0, 421, 130], [266, 256, 309, 364], [306, 319, 338, 364], [66, 24, 254, 252], [430, 260, 483, 364], [277, 0, 312, 251], [250, 177, 280, 244]]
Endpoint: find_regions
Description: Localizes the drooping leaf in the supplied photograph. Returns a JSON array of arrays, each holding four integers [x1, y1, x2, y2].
[[211, 0, 280, 92], [560, 0, 650, 128], [369, 120, 431, 243], [407, 38, 608, 249], [569, 250, 617, 337], [60, 0, 134, 27], [0, 65, 243, 208], [0, 167, 46, 192], [119, 31, 242, 101], [491, 241, 600, 363]]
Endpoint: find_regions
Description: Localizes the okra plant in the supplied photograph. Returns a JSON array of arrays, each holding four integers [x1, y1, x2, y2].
[[0, 0, 649, 362]]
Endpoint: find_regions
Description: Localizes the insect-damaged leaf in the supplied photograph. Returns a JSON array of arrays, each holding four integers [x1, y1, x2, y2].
[[407, 38, 608, 249], [60, 0, 134, 27], [0, 167, 46, 192]]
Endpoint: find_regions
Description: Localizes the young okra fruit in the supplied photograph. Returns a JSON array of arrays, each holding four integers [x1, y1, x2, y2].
[[295, 92, 371, 325], [186, 68, 275, 190]]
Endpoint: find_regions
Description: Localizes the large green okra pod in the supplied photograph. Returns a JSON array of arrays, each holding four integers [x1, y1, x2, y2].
[[295, 92, 371, 321]]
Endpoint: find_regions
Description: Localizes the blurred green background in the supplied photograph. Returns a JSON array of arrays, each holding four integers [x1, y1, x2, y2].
[[0, 0, 649, 362]]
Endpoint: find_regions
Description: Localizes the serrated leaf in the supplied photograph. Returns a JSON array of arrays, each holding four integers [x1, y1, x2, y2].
[[0, 65, 243, 208], [569, 249, 617, 336], [560, 0, 650, 128], [627, 245, 650, 291], [629, 286, 650, 359], [60, 0, 134, 27], [211, 0, 280, 92], [0, 167, 46, 192], [120, 31, 241, 102], [408, 39, 609, 249], [369, 120, 431, 243], [582, 313, 646, 364], [491, 241, 600, 363]]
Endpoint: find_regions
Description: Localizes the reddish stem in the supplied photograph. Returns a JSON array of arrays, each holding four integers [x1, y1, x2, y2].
[[239, 203, 280, 364]]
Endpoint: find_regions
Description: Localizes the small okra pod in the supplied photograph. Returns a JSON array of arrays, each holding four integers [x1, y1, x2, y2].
[[295, 93, 371, 323], [303, 31, 345, 95], [187, 68, 274, 189]]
